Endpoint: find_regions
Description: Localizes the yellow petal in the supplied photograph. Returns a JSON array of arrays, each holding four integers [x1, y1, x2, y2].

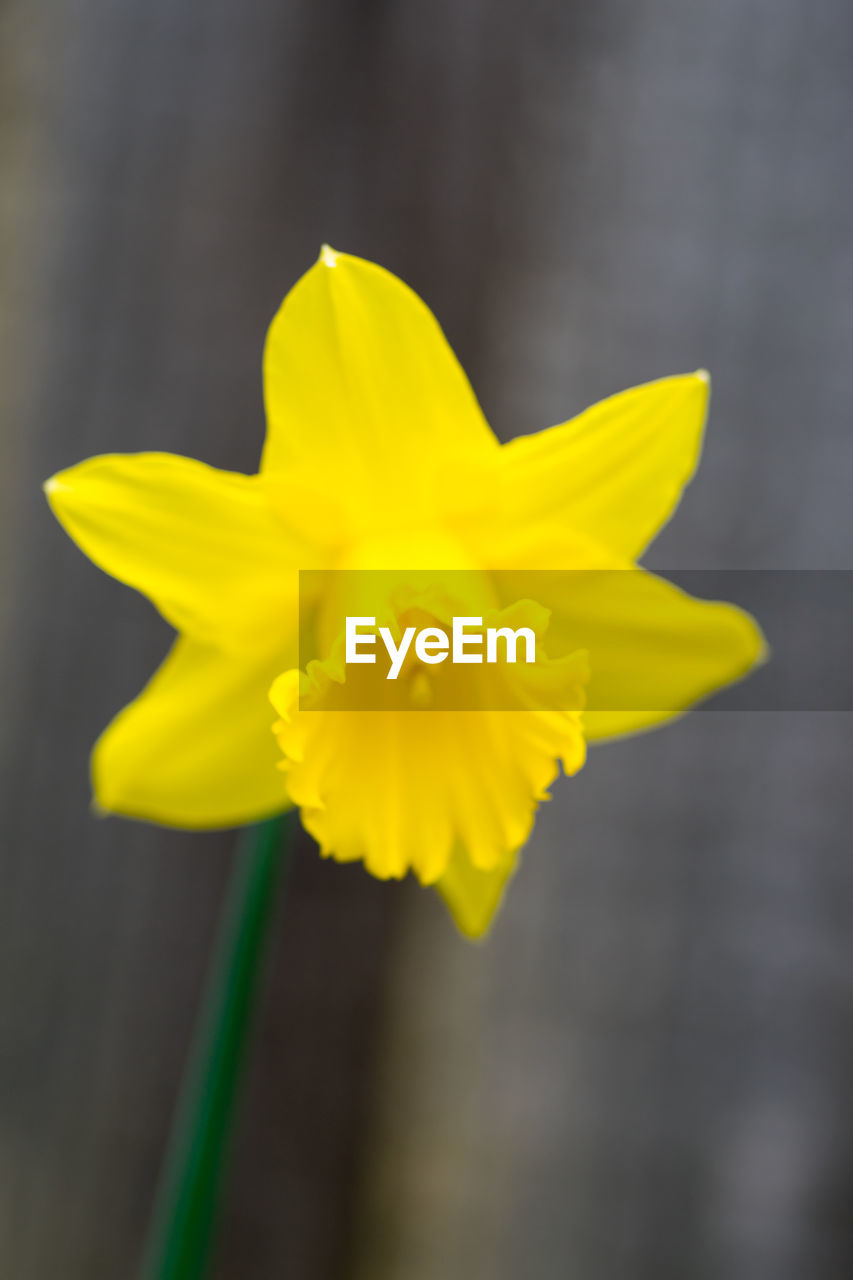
[[94, 636, 291, 828], [261, 248, 498, 522], [45, 453, 298, 651], [435, 848, 517, 939], [496, 561, 766, 740], [495, 372, 710, 560]]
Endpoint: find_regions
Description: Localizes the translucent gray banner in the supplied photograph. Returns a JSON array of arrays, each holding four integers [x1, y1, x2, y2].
[[296, 569, 853, 712]]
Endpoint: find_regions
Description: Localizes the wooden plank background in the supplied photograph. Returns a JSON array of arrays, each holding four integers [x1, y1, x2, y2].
[[1, 1, 853, 1277]]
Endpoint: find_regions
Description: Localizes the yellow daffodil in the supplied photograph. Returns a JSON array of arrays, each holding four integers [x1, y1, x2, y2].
[[45, 246, 765, 937]]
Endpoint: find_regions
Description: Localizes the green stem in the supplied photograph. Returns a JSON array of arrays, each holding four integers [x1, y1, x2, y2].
[[142, 814, 293, 1280]]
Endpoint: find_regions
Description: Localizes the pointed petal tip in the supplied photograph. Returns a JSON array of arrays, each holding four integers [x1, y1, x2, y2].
[[691, 369, 711, 404], [453, 917, 492, 944], [43, 472, 74, 511], [319, 244, 340, 267], [753, 622, 772, 669]]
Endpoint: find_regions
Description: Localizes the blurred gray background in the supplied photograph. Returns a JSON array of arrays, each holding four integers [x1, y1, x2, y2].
[[2, 1, 853, 1277]]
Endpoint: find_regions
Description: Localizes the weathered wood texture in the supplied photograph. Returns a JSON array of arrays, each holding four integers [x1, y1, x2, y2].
[[1, 1, 852, 1278]]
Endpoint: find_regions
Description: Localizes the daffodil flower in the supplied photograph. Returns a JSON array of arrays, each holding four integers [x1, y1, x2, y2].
[[45, 246, 765, 937]]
